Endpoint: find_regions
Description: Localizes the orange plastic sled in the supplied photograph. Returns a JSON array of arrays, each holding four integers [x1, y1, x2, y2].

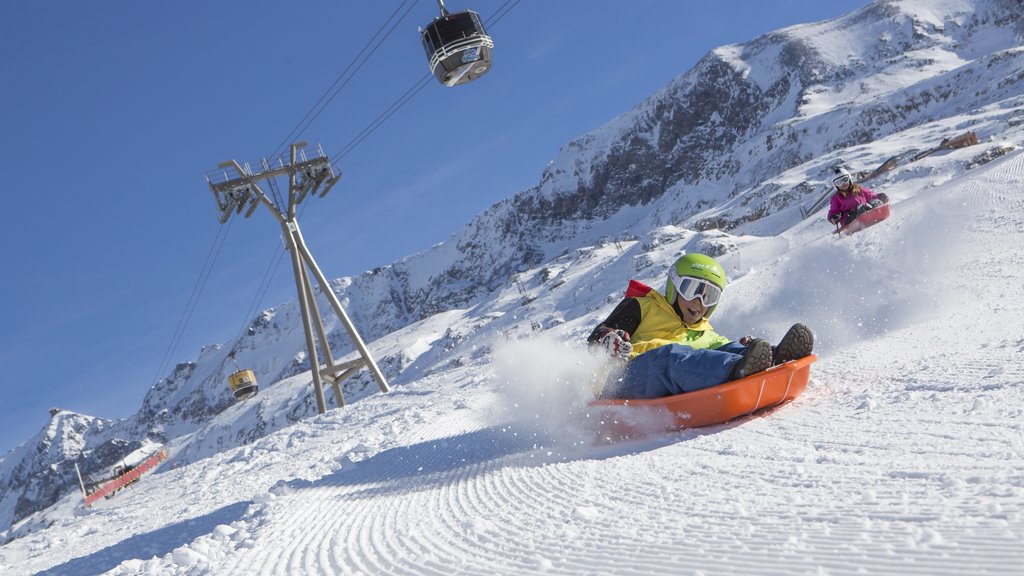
[[835, 203, 890, 236], [589, 355, 816, 441]]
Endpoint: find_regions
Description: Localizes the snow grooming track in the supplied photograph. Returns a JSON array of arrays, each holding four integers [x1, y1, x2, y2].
[[102, 151, 1023, 575], [213, 420, 587, 574], [20, 150, 1015, 576], [264, 154, 1019, 575]]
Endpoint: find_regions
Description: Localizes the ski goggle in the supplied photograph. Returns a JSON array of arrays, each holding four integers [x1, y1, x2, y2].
[[671, 274, 722, 308], [833, 174, 852, 187]]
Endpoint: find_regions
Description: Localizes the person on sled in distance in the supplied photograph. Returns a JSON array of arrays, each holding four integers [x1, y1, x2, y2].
[[586, 253, 814, 400], [827, 167, 888, 227]]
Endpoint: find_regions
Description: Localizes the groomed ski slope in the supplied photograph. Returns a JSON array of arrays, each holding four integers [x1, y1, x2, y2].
[[6, 152, 1023, 575]]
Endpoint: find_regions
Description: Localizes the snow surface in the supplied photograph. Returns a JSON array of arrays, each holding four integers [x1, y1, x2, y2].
[[3, 143, 1022, 575], [5, 0, 1024, 567]]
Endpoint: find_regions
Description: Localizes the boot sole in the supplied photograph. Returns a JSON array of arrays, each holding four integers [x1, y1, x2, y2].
[[733, 339, 773, 379], [775, 324, 814, 364]]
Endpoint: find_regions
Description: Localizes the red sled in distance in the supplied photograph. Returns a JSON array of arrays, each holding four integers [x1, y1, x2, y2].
[[835, 203, 891, 236]]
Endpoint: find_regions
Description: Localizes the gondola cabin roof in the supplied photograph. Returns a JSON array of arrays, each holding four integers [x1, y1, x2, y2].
[[421, 10, 493, 87]]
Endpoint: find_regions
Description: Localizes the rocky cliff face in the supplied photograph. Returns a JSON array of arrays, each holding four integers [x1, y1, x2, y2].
[[3, 0, 1022, 535]]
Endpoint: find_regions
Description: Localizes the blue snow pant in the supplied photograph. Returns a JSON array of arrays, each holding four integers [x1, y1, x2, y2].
[[602, 341, 748, 400]]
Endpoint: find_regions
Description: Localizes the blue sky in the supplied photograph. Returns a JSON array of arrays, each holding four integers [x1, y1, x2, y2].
[[0, 0, 869, 454]]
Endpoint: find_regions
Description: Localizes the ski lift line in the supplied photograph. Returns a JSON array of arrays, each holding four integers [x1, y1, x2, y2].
[[331, 73, 431, 161], [224, 2, 425, 342], [231, 240, 289, 348], [240, 248, 283, 338], [228, 190, 320, 350], [334, 76, 432, 160], [157, 3, 415, 395], [285, 0, 520, 169], [164, 225, 231, 378], [295, 0, 420, 142], [185, 0, 521, 395], [231, 186, 354, 357], [268, 0, 417, 157], [151, 227, 223, 387], [268, 0, 420, 161], [483, 0, 521, 28], [329, 0, 521, 163], [151, 218, 234, 388], [331, 73, 434, 162]]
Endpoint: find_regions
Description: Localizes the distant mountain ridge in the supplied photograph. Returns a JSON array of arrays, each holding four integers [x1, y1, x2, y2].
[[2, 0, 1022, 538]]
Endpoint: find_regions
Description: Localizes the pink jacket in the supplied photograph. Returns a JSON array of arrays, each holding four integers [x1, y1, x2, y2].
[[827, 186, 878, 225]]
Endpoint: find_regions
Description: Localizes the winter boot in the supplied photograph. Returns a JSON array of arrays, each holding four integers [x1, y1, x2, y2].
[[773, 323, 814, 365], [730, 338, 772, 380]]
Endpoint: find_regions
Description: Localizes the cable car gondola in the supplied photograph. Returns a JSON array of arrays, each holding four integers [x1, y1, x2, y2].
[[421, 0, 493, 87], [227, 351, 258, 401]]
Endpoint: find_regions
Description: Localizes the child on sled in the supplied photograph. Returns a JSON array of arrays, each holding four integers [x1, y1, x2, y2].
[[587, 253, 813, 400]]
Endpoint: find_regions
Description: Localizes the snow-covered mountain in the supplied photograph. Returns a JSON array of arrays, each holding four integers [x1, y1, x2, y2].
[[7, 102, 1024, 576], [2, 0, 1023, 547]]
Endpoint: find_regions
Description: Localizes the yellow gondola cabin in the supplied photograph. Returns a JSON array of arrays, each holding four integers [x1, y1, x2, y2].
[[228, 368, 258, 400], [226, 351, 258, 400]]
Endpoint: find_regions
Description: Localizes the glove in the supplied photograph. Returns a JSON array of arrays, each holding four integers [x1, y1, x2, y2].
[[599, 329, 633, 361], [828, 214, 841, 224]]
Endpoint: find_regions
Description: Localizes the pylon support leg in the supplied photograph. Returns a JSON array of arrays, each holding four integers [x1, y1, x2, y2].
[[284, 222, 327, 414], [291, 221, 391, 394], [299, 263, 346, 407]]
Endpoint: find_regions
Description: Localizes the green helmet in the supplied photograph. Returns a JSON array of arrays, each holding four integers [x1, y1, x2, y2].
[[665, 253, 727, 318]]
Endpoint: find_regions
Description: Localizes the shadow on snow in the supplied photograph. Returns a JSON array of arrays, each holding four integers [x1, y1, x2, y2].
[[34, 501, 249, 576]]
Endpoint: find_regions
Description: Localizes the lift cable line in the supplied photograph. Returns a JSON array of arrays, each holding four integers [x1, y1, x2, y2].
[[206, 142, 391, 411], [239, 0, 524, 338], [268, 0, 419, 161], [230, 238, 288, 347], [332, 73, 434, 162], [332, 0, 520, 162], [225, 0, 525, 363], [149, 219, 234, 388], [181, 0, 520, 405], [221, 4, 422, 355], [228, 184, 328, 351], [148, 4, 419, 393]]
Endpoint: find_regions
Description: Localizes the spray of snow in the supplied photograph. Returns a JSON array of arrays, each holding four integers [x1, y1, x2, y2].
[[489, 334, 608, 446]]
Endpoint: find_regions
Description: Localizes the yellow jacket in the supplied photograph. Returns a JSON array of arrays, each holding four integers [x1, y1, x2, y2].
[[630, 289, 732, 358]]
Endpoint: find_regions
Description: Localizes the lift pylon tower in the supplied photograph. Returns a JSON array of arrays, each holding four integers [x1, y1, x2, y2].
[[205, 141, 390, 412]]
